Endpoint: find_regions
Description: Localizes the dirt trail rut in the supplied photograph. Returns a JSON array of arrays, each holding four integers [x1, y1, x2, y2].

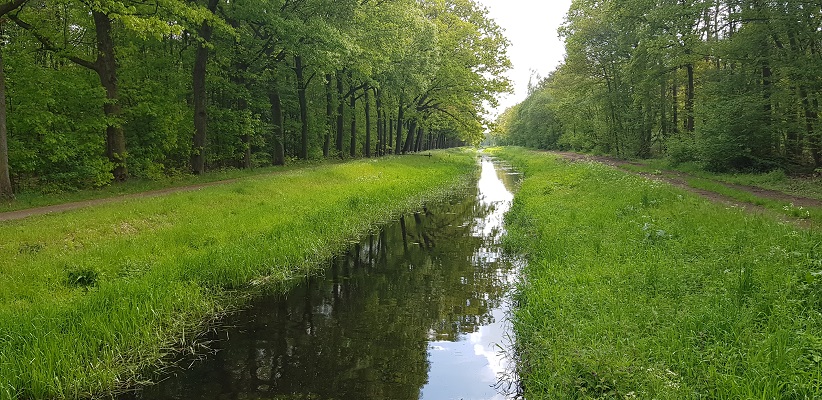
[[552, 151, 821, 227]]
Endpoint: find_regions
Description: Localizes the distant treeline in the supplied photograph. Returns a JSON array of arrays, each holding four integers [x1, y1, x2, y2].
[[492, 0, 820, 173], [0, 0, 511, 197]]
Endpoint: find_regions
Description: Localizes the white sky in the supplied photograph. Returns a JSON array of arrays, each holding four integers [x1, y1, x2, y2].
[[477, 0, 574, 116]]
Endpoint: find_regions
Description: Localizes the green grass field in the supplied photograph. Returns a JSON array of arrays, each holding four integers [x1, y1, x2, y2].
[[0, 150, 476, 399], [490, 147, 822, 399], [0, 161, 334, 213]]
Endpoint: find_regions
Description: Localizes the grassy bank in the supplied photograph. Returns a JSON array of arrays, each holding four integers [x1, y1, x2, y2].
[[0, 150, 475, 399], [0, 161, 332, 214], [490, 147, 822, 399]]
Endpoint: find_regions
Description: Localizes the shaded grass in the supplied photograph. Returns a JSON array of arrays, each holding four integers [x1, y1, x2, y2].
[[0, 150, 476, 399], [489, 147, 822, 399]]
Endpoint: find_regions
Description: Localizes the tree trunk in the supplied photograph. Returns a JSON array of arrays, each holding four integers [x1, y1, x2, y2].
[[388, 117, 394, 154], [364, 88, 371, 157], [395, 101, 404, 154], [811, 99, 821, 168], [602, 67, 618, 154], [336, 72, 345, 156], [269, 89, 285, 166], [685, 63, 695, 133], [191, 0, 218, 175], [785, 85, 803, 163], [672, 82, 679, 135], [375, 90, 382, 156], [295, 55, 309, 160], [414, 125, 423, 152], [349, 90, 356, 158], [0, 0, 28, 199], [761, 62, 775, 157], [0, 47, 12, 199], [660, 80, 668, 146], [376, 109, 383, 156], [324, 74, 333, 158], [241, 141, 251, 169], [232, 66, 251, 169], [383, 110, 389, 156], [402, 118, 417, 154], [93, 11, 127, 181]]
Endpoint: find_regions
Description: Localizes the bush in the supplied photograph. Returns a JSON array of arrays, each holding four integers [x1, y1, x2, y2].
[[665, 136, 701, 166]]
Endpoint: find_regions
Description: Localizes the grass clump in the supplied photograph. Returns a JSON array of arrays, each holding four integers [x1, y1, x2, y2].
[[0, 150, 476, 399], [64, 266, 100, 288], [489, 147, 822, 399]]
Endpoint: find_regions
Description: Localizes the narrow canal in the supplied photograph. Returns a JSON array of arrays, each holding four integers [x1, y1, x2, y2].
[[124, 157, 521, 400]]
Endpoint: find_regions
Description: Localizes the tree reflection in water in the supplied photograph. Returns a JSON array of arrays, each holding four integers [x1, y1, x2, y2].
[[125, 158, 521, 400]]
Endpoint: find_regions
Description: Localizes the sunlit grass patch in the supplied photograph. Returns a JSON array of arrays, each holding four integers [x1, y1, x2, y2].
[[490, 147, 822, 399]]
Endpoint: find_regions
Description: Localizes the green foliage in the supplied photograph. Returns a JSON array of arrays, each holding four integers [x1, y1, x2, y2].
[[695, 69, 775, 171], [5, 48, 112, 190], [495, 86, 563, 149], [0, 0, 509, 193], [495, 0, 822, 173], [118, 39, 194, 178], [492, 147, 822, 399], [665, 136, 701, 166]]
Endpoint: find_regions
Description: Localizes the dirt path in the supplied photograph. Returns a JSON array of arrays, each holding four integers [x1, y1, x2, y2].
[[552, 151, 821, 226], [0, 178, 245, 223]]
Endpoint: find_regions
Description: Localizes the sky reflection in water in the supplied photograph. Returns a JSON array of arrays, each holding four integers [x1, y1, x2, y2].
[[422, 158, 519, 400]]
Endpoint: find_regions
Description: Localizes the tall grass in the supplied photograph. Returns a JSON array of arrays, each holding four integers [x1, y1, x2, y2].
[[0, 150, 476, 399], [490, 147, 822, 399]]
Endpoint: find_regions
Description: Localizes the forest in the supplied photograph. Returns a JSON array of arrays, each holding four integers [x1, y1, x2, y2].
[[0, 0, 511, 198], [491, 0, 821, 173]]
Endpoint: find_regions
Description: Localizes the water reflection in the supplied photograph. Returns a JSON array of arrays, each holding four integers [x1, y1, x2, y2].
[[124, 157, 521, 400]]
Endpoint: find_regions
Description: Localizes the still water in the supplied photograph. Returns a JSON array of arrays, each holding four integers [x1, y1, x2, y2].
[[125, 157, 521, 400]]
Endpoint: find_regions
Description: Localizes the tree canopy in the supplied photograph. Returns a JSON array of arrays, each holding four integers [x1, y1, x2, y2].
[[492, 0, 821, 173], [0, 0, 511, 196]]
